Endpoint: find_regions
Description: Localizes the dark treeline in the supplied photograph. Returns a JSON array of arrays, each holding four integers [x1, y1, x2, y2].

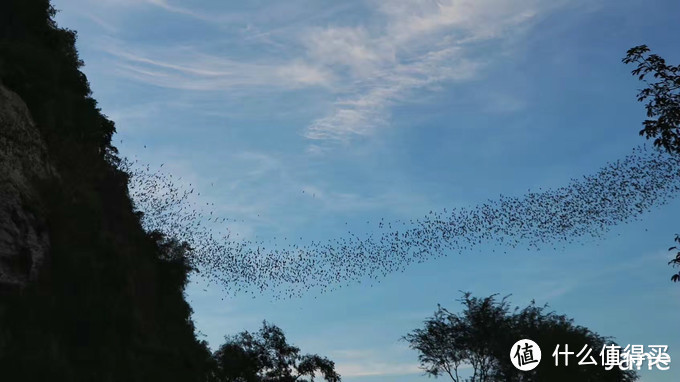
[[405, 293, 640, 382]]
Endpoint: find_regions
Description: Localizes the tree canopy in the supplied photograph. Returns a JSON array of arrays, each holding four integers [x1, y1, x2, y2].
[[404, 293, 638, 382], [623, 45, 680, 155], [623, 45, 680, 283], [212, 321, 341, 382]]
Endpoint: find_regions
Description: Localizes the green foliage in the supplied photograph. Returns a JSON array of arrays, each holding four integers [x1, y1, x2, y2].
[[404, 293, 639, 382], [0, 0, 117, 169], [213, 322, 341, 382], [623, 45, 680, 155], [623, 46, 680, 283]]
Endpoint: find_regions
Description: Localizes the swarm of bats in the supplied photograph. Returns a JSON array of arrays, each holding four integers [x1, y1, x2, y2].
[[119, 145, 680, 299]]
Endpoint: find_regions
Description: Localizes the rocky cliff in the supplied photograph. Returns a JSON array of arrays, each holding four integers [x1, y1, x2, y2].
[[0, 84, 55, 290], [0, 2, 215, 380]]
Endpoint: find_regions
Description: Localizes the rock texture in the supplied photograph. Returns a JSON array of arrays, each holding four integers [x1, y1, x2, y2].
[[0, 84, 54, 290]]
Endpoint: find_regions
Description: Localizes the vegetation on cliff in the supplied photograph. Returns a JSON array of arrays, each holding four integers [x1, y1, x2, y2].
[[0, 2, 214, 380], [0, 3, 342, 381]]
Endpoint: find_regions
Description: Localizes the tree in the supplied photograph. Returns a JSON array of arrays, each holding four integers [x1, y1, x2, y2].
[[212, 321, 340, 382], [668, 235, 680, 282], [623, 46, 680, 283], [404, 293, 638, 382], [623, 45, 680, 154]]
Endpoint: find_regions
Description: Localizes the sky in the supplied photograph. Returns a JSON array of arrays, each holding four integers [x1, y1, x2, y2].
[[51, 0, 680, 380]]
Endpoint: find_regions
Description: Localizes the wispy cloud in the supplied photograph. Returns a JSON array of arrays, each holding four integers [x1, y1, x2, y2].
[[301, 0, 551, 143], [304, 46, 480, 142], [79, 0, 570, 147], [146, 0, 214, 20], [105, 45, 334, 91], [74, 0, 240, 23]]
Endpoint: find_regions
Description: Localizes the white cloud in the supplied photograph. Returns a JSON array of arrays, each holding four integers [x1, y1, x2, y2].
[[105, 45, 334, 91], [303, 26, 394, 76], [146, 0, 207, 19], [298, 0, 554, 142], [377, 0, 540, 43], [73, 0, 571, 147], [276, 61, 337, 87], [304, 46, 480, 142]]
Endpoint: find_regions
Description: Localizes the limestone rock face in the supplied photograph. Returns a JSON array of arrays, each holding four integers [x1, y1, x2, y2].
[[0, 84, 55, 290]]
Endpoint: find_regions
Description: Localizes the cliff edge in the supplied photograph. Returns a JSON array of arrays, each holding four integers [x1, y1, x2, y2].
[[0, 2, 214, 380]]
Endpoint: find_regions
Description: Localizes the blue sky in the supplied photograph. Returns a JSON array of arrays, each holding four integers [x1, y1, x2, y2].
[[52, 0, 680, 380]]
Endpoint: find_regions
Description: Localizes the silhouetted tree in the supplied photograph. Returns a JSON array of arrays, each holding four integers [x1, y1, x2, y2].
[[668, 235, 680, 282], [404, 293, 638, 382], [213, 321, 340, 382], [623, 46, 680, 283], [623, 45, 680, 154]]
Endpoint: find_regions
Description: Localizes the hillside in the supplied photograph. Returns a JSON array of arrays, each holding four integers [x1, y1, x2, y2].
[[0, 1, 214, 380]]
